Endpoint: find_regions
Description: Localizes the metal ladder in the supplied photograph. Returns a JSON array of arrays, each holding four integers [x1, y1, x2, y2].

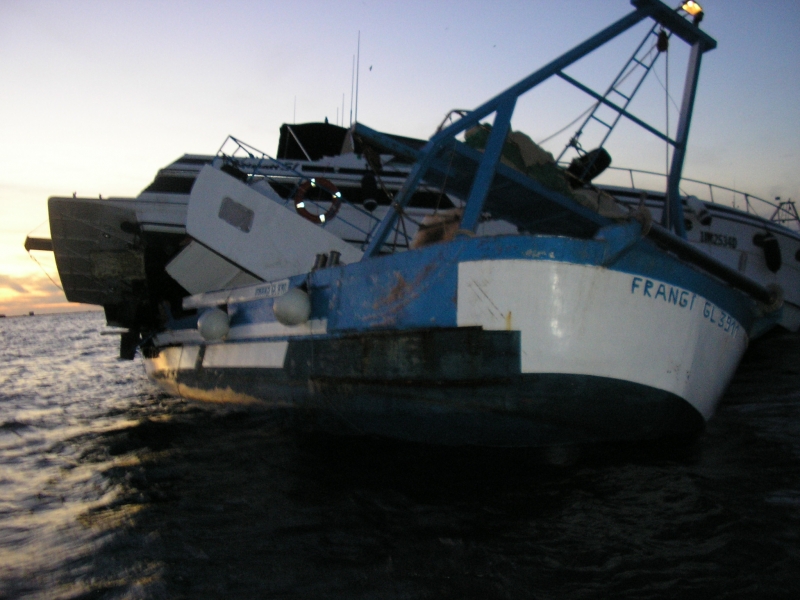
[[555, 22, 666, 167]]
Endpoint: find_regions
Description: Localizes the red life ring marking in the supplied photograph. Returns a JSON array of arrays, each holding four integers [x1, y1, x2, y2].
[[293, 178, 342, 224]]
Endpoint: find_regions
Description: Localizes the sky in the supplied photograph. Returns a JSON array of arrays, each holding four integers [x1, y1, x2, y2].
[[1, 0, 798, 316]]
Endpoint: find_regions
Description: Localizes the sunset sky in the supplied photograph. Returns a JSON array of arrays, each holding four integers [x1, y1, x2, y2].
[[1, 0, 798, 317]]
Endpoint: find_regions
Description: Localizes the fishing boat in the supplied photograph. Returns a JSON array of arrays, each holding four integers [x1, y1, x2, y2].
[[35, 118, 800, 346], [31, 0, 788, 446]]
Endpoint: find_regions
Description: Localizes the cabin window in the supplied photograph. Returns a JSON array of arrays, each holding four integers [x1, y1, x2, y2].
[[218, 197, 254, 233]]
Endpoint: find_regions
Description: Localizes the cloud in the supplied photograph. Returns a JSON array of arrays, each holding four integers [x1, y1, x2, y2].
[[23, 273, 63, 294], [0, 271, 81, 316], [0, 274, 29, 293], [0, 263, 105, 316]]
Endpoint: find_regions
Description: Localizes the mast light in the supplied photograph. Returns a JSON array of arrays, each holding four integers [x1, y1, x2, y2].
[[681, 2, 704, 25], [681, 1, 702, 16]]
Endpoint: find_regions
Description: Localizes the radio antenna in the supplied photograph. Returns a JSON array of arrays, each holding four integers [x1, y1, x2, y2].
[[355, 31, 361, 124], [349, 55, 355, 126]]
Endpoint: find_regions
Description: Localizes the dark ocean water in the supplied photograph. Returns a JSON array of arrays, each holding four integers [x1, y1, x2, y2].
[[1, 311, 799, 599]]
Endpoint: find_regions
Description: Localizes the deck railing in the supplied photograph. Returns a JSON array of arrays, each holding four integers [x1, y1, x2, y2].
[[589, 164, 800, 231]]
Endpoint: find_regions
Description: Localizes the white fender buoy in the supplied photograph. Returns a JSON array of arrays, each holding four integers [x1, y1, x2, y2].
[[197, 307, 230, 341], [273, 287, 311, 326]]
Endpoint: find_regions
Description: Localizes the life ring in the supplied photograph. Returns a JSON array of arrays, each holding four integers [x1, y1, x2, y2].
[[293, 178, 342, 224]]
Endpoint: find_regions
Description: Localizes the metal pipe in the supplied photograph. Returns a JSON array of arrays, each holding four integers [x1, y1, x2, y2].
[[24, 237, 53, 252], [646, 223, 777, 305]]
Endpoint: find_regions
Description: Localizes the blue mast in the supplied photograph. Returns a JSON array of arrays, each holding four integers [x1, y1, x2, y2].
[[358, 0, 716, 257], [662, 39, 708, 237]]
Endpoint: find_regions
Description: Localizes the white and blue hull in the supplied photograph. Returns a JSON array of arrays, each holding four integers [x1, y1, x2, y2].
[[144, 231, 760, 446]]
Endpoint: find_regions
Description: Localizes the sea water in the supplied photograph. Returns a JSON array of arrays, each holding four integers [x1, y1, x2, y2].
[[1, 311, 799, 599]]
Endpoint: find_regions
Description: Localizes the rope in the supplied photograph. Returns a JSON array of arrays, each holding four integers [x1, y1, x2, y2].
[[399, 207, 410, 246], [362, 144, 395, 203], [391, 209, 402, 251], [538, 103, 597, 146], [650, 69, 681, 115], [545, 37, 661, 151], [26, 250, 63, 291], [25, 220, 63, 291]]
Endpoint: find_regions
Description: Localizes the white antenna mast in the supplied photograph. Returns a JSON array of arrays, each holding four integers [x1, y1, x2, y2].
[[355, 31, 361, 124], [349, 56, 355, 126]]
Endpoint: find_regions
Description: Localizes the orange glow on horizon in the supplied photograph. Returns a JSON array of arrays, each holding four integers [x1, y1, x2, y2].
[[0, 271, 101, 317]]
